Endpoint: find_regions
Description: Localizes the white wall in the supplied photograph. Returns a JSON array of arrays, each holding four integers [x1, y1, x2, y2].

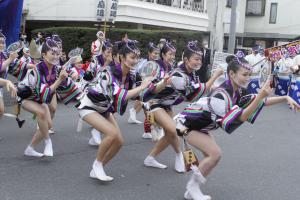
[[118, 0, 208, 31], [223, 0, 247, 34], [244, 0, 300, 35], [24, 0, 97, 21], [23, 0, 209, 31]]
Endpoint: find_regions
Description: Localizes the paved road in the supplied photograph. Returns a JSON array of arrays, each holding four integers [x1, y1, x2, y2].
[[0, 102, 300, 200]]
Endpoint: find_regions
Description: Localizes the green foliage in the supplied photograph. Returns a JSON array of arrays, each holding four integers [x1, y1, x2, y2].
[[32, 27, 204, 61]]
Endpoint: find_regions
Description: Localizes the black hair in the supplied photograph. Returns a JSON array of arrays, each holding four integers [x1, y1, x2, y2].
[[102, 40, 113, 52], [41, 38, 59, 54], [226, 55, 249, 74], [118, 40, 139, 58], [148, 42, 159, 53], [112, 44, 119, 57], [183, 41, 203, 60], [160, 42, 176, 60]]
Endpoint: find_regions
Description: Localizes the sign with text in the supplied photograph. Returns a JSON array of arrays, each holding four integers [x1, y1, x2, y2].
[[211, 51, 233, 86], [96, 0, 119, 22]]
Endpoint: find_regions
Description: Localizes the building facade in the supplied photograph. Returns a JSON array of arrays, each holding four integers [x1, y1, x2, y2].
[[22, 0, 209, 32], [223, 0, 299, 50], [22, 0, 299, 51]]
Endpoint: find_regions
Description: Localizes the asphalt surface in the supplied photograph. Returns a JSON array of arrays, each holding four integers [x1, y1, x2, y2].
[[0, 101, 300, 200]]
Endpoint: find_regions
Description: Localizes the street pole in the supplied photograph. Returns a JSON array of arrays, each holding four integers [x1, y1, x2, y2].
[[104, 0, 108, 35], [228, 0, 237, 54]]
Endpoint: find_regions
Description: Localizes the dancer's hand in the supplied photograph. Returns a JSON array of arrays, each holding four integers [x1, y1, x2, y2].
[[59, 66, 68, 81], [286, 96, 300, 112], [259, 80, 273, 98], [6, 80, 17, 97], [9, 52, 18, 61], [140, 77, 152, 89], [213, 68, 225, 77]]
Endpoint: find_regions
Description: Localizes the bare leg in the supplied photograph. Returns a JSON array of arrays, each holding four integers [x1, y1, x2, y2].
[[83, 112, 122, 181], [186, 131, 222, 177], [83, 112, 122, 163], [22, 101, 52, 146], [149, 108, 180, 157], [134, 100, 143, 113], [22, 100, 52, 157], [0, 96, 4, 118], [48, 94, 57, 120], [184, 131, 220, 200], [102, 114, 124, 165], [145, 108, 185, 172]]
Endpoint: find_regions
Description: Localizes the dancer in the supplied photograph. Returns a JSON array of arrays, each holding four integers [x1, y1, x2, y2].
[[0, 32, 18, 118], [175, 54, 299, 200], [77, 40, 151, 181], [18, 38, 69, 157], [141, 41, 223, 172], [10, 47, 36, 82], [128, 42, 161, 137], [84, 39, 113, 146]]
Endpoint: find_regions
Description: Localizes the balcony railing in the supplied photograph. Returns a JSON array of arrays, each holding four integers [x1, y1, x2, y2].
[[138, 0, 205, 13]]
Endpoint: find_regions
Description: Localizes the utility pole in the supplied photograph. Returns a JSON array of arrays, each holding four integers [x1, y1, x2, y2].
[[228, 0, 237, 54]]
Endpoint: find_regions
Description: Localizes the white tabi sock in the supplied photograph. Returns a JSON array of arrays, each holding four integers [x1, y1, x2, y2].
[[175, 152, 185, 173], [24, 146, 44, 157], [91, 129, 102, 145], [144, 156, 167, 169], [91, 160, 114, 181], [43, 137, 53, 157]]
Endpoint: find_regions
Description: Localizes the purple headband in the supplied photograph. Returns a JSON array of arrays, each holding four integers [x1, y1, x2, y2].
[[187, 40, 203, 56], [52, 34, 62, 43], [126, 39, 140, 55], [45, 37, 60, 54], [234, 51, 252, 70], [165, 42, 176, 52], [148, 42, 160, 51], [103, 40, 113, 49], [51, 34, 62, 50]]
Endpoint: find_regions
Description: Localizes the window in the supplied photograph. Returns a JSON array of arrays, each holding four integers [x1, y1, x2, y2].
[[246, 0, 266, 16], [226, 0, 232, 8], [157, 0, 172, 6], [269, 3, 278, 24]]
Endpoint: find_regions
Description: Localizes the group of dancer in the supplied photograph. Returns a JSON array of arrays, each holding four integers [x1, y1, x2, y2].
[[1, 30, 300, 200], [245, 45, 300, 107]]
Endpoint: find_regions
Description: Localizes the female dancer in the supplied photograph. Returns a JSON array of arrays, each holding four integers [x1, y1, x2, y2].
[[49, 35, 82, 131], [0, 32, 18, 118], [175, 54, 300, 200], [17, 38, 68, 157], [84, 40, 113, 146], [141, 41, 223, 172], [77, 40, 151, 181], [10, 47, 36, 82], [128, 42, 161, 138]]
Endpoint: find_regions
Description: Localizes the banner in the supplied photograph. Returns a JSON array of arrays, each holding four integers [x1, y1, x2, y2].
[[211, 51, 233, 87], [96, 0, 106, 21], [107, 0, 118, 22], [266, 40, 300, 59], [0, 0, 24, 46], [96, 0, 118, 22]]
